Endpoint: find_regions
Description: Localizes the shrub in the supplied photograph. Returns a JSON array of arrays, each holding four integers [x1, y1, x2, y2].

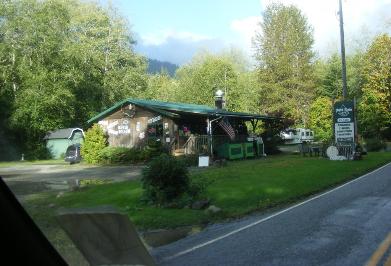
[[25, 142, 52, 160], [141, 154, 189, 206], [364, 138, 386, 152], [145, 139, 166, 158], [99, 147, 131, 164], [81, 124, 107, 164], [263, 135, 282, 155], [187, 175, 211, 199], [98, 147, 150, 164], [177, 154, 199, 167]]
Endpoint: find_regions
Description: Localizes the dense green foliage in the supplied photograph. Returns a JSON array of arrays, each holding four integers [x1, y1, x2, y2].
[[315, 53, 364, 99], [309, 97, 333, 142], [363, 138, 386, 152], [98, 146, 149, 164], [0, 0, 146, 158], [254, 3, 315, 123], [141, 154, 190, 205], [358, 34, 391, 139], [80, 124, 107, 164]]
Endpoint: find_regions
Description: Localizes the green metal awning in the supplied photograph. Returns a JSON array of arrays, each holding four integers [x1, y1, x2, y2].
[[87, 98, 279, 124]]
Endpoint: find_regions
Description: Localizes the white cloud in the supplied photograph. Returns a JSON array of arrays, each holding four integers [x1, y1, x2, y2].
[[136, 30, 225, 65], [135, 1, 391, 65], [141, 29, 211, 46], [259, 0, 391, 56], [230, 16, 261, 55]]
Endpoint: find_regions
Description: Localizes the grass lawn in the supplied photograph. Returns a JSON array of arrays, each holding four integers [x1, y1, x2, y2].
[[0, 159, 68, 167], [27, 152, 391, 231]]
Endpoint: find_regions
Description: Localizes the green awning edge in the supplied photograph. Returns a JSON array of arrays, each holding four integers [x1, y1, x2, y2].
[[87, 98, 280, 124], [87, 99, 181, 124]]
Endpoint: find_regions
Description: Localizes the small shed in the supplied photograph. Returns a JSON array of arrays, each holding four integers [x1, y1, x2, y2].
[[45, 128, 84, 159]]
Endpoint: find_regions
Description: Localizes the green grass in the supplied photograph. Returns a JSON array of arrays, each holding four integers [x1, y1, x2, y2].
[[0, 159, 67, 167], [28, 152, 391, 230]]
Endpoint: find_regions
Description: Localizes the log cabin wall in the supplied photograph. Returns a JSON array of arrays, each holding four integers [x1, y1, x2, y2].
[[96, 104, 175, 149]]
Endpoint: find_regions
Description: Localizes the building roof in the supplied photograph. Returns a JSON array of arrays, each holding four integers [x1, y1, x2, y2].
[[44, 128, 84, 140], [87, 98, 279, 124]]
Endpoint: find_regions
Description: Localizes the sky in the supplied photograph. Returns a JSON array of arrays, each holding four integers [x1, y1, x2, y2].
[[106, 0, 391, 66]]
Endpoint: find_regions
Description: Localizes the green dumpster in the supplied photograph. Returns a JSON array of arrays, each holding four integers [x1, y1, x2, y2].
[[217, 143, 244, 160], [243, 142, 255, 158]]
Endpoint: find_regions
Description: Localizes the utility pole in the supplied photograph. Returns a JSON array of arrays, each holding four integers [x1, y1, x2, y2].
[[339, 0, 348, 99]]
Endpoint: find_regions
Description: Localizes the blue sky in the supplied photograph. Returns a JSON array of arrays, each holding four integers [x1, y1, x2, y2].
[[117, 0, 261, 40], [103, 0, 391, 65]]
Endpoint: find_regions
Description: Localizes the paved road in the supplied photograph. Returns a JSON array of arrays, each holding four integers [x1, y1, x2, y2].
[[153, 163, 391, 266], [0, 164, 142, 197]]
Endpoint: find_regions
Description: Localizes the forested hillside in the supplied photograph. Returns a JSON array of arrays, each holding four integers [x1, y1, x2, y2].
[[147, 59, 178, 77]]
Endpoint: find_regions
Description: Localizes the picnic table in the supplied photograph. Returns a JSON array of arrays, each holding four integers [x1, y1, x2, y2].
[[299, 142, 321, 157]]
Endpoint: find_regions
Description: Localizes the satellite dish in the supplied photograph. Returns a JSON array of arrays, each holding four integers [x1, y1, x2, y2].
[[326, 146, 338, 159]]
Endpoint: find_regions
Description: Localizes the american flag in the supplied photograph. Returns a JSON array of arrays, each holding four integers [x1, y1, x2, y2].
[[218, 117, 236, 140]]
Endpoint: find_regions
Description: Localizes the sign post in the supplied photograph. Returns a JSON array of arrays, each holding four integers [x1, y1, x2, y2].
[[333, 100, 355, 159]]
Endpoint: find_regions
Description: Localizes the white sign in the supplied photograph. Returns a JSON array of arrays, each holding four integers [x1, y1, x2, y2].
[[118, 124, 130, 134], [108, 120, 119, 135], [198, 156, 209, 167], [335, 122, 354, 142], [148, 115, 162, 124], [335, 105, 353, 117], [337, 118, 351, 123]]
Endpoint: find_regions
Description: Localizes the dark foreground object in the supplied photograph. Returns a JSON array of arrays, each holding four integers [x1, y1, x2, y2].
[[57, 206, 156, 266], [0, 177, 67, 265]]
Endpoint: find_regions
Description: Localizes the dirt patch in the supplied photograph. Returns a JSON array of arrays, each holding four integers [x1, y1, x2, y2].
[[6, 180, 50, 195]]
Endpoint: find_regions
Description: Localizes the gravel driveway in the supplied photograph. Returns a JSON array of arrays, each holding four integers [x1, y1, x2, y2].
[[0, 163, 143, 198]]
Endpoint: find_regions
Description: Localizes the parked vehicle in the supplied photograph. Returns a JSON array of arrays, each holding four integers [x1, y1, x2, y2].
[[64, 144, 82, 164], [280, 128, 314, 145]]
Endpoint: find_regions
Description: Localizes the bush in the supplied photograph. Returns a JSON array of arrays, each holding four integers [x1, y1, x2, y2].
[[145, 139, 167, 158], [141, 154, 189, 206], [99, 147, 150, 164], [25, 142, 52, 160], [187, 175, 211, 198], [99, 147, 131, 164], [81, 124, 107, 164], [263, 135, 282, 155], [177, 154, 199, 167], [364, 138, 386, 152]]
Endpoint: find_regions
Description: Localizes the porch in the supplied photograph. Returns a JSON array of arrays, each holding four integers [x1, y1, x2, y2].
[[171, 134, 265, 160]]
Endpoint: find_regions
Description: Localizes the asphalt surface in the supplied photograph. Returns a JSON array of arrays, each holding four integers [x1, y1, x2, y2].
[[152, 163, 391, 266], [0, 164, 142, 197]]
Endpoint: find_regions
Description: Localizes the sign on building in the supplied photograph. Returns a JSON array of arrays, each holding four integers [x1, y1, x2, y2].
[[334, 100, 355, 143]]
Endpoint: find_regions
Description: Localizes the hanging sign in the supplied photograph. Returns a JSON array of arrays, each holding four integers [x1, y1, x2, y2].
[[334, 100, 355, 143]]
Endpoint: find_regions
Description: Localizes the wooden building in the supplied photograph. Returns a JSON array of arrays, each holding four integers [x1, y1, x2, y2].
[[87, 98, 279, 157]]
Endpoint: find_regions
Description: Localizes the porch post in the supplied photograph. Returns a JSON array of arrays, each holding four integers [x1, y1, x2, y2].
[[250, 119, 259, 133], [207, 117, 212, 157]]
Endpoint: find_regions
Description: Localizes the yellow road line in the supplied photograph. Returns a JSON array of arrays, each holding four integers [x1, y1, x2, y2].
[[384, 254, 391, 266], [365, 232, 391, 266]]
